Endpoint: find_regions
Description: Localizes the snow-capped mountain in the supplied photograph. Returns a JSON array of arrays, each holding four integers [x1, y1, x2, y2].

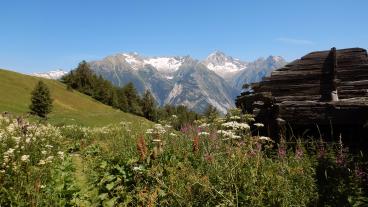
[[88, 53, 239, 113], [32, 69, 67, 80], [34, 51, 286, 113], [202, 51, 247, 81], [87, 51, 286, 113]]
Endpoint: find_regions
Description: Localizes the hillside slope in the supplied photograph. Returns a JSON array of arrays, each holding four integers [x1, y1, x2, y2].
[[0, 68, 152, 127]]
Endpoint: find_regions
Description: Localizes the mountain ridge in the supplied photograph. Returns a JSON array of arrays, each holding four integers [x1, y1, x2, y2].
[[32, 51, 287, 113]]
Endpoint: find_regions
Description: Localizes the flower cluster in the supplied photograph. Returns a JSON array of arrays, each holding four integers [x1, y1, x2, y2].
[[221, 121, 250, 130], [0, 115, 64, 175]]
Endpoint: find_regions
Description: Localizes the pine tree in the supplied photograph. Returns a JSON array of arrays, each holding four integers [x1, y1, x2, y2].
[[29, 81, 53, 118], [122, 82, 142, 115], [116, 88, 129, 111], [203, 104, 219, 122], [141, 90, 157, 121]]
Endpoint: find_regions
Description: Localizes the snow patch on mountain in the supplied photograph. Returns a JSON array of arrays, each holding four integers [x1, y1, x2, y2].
[[32, 69, 68, 80], [202, 51, 247, 80], [144, 57, 184, 72]]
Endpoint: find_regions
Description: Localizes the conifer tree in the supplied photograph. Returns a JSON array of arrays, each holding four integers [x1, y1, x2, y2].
[[141, 90, 157, 121], [203, 104, 219, 121], [29, 81, 53, 118], [122, 82, 142, 115], [116, 88, 129, 111]]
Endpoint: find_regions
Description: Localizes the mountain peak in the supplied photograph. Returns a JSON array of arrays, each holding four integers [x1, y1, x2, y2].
[[203, 51, 247, 79]]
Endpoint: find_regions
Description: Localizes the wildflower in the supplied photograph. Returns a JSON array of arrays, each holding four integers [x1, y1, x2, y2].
[[41, 150, 47, 155], [295, 146, 303, 159], [230, 116, 241, 120], [222, 122, 250, 130], [57, 151, 65, 159], [164, 124, 172, 128], [257, 136, 273, 142], [254, 123, 264, 128], [169, 133, 177, 137], [45, 144, 53, 149], [21, 155, 30, 162], [38, 160, 46, 165], [145, 129, 153, 134], [136, 136, 148, 161], [40, 185, 46, 189], [0, 170, 5, 174], [278, 141, 287, 159], [6, 148, 15, 155], [198, 132, 210, 136], [193, 136, 199, 153], [199, 123, 210, 128], [46, 156, 54, 163]]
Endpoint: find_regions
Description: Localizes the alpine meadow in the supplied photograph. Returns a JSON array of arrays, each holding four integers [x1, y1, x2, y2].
[[1, 1, 368, 206]]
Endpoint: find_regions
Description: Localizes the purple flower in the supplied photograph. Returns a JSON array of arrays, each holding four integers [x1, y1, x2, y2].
[[278, 145, 286, 159], [295, 146, 303, 159]]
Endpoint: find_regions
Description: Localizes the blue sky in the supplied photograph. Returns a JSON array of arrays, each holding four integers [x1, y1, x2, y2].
[[1, 0, 367, 73]]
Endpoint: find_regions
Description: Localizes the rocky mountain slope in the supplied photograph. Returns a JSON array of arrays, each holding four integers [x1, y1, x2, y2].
[[33, 52, 286, 113]]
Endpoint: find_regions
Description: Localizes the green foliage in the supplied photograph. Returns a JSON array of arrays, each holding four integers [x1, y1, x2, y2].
[[121, 82, 143, 115], [1, 109, 367, 206], [141, 90, 158, 121], [0, 68, 151, 126], [203, 104, 219, 122], [157, 104, 199, 130], [29, 81, 53, 118]]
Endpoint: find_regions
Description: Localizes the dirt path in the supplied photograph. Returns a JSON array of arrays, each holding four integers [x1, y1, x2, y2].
[[71, 153, 99, 207]]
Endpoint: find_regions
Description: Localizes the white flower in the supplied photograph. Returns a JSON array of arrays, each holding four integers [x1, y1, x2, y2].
[[40, 185, 46, 189], [0, 170, 5, 174], [230, 116, 241, 120], [25, 138, 31, 143], [45, 144, 53, 149], [198, 132, 210, 136], [46, 156, 54, 163], [254, 123, 264, 128], [258, 136, 273, 142], [145, 129, 153, 134], [164, 124, 172, 128], [199, 123, 210, 128], [38, 159, 46, 165], [41, 150, 47, 155], [222, 122, 250, 130], [21, 155, 30, 162], [57, 151, 65, 159], [169, 133, 177, 137], [6, 148, 15, 155]]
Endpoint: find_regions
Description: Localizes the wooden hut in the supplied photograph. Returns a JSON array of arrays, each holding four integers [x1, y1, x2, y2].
[[236, 47, 368, 146]]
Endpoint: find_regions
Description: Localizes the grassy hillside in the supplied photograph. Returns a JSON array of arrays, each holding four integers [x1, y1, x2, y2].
[[0, 68, 152, 127]]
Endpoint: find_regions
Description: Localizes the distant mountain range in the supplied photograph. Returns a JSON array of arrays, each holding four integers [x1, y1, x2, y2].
[[32, 51, 286, 113], [32, 69, 68, 80]]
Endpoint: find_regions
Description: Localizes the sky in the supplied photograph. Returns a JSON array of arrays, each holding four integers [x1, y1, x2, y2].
[[1, 0, 367, 73]]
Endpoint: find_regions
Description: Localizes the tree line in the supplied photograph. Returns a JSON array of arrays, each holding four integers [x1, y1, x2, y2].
[[60, 61, 203, 127]]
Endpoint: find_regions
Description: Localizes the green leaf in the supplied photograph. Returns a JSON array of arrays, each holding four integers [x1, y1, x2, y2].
[[103, 197, 117, 207], [98, 193, 109, 201], [106, 182, 115, 191]]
